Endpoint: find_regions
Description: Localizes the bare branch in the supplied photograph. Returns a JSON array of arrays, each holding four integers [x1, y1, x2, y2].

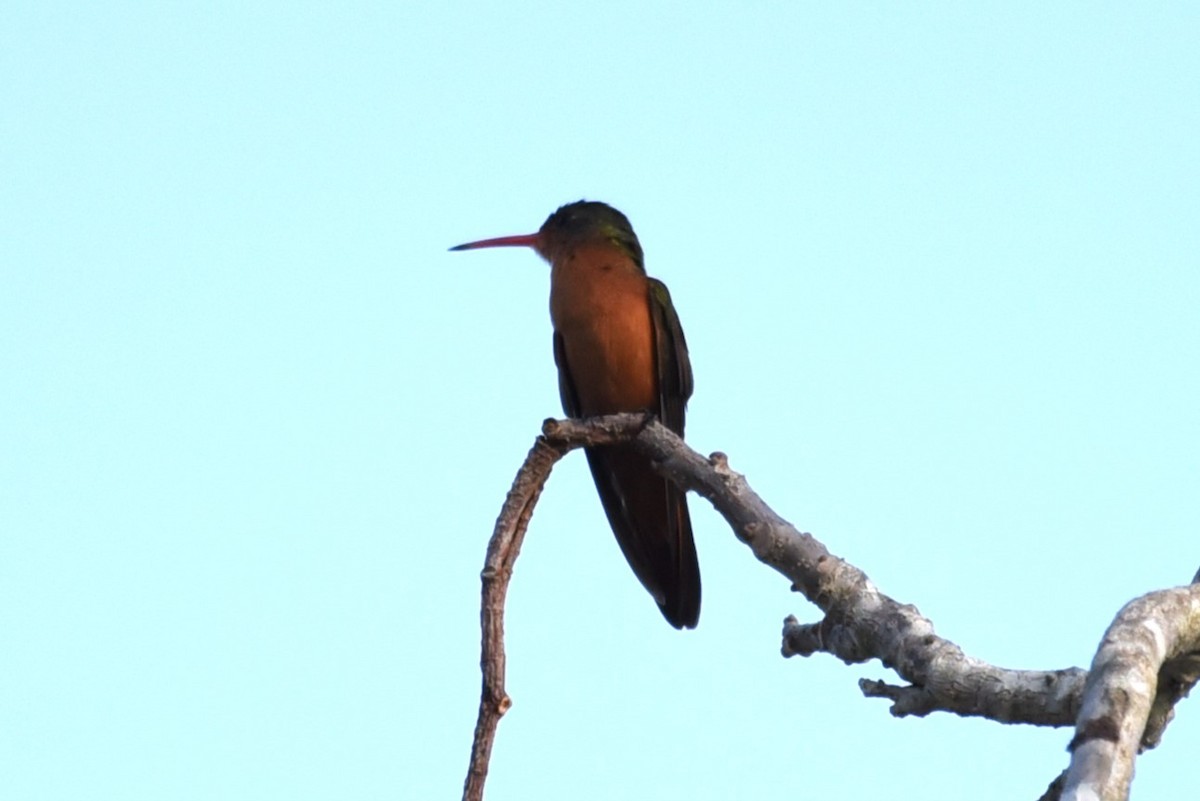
[[464, 415, 1199, 800], [545, 415, 1089, 724], [462, 435, 570, 801], [1059, 584, 1200, 801]]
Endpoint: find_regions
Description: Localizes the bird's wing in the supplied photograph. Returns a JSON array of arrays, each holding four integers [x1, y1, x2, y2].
[[646, 277, 700, 627], [647, 278, 693, 434], [553, 331, 581, 418]]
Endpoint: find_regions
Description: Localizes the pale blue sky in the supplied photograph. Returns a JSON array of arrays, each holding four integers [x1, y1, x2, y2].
[[2, 3, 1197, 800]]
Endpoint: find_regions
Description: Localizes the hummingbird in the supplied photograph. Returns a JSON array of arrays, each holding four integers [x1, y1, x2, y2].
[[450, 200, 700, 629]]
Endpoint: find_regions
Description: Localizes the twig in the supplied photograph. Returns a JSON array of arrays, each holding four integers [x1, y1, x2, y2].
[[461, 435, 567, 801], [461, 417, 650, 801]]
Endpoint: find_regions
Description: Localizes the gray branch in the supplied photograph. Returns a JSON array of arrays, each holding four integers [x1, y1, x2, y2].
[[1059, 585, 1200, 801], [546, 415, 1088, 726], [465, 414, 1199, 800]]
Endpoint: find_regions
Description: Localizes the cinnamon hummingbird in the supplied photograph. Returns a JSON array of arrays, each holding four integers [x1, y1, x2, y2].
[[450, 200, 701, 629]]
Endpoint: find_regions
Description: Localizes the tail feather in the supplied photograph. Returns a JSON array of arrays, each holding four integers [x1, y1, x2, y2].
[[584, 445, 701, 628]]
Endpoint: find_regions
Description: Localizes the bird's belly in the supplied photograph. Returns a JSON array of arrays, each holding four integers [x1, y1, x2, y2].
[[553, 303, 656, 415]]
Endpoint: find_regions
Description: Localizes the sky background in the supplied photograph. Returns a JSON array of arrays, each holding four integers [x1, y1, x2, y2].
[[3, 3, 1198, 799]]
